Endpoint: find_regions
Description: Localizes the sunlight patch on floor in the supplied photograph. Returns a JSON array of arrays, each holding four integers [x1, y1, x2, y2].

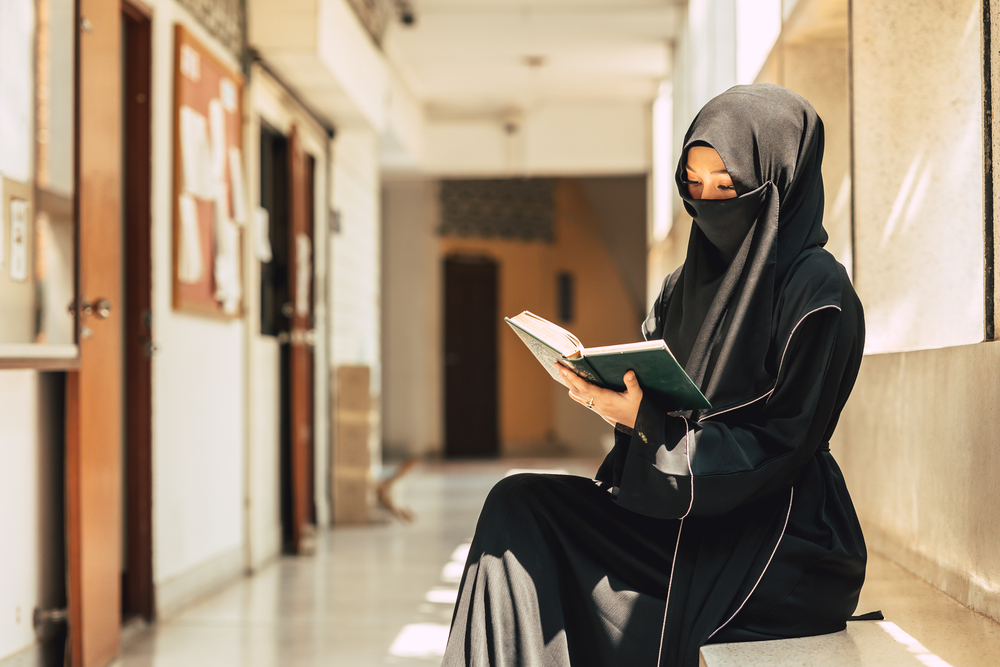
[[876, 622, 954, 667], [388, 623, 451, 659], [426, 588, 459, 604], [388, 540, 472, 661]]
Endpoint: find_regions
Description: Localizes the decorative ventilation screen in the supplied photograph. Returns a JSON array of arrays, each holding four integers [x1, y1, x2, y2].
[[439, 179, 554, 242], [176, 0, 245, 57]]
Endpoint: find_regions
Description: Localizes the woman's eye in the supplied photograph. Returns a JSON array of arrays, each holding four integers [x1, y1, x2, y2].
[[718, 184, 735, 191], [684, 178, 701, 186]]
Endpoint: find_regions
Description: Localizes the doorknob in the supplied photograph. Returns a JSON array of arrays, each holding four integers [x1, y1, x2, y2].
[[81, 298, 112, 319]]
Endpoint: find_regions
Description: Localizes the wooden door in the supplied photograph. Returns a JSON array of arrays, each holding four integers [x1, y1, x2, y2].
[[444, 255, 499, 457], [288, 128, 316, 549], [121, 0, 154, 622], [67, 0, 124, 663]]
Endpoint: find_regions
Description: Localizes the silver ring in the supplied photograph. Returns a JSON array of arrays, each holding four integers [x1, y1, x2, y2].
[[586, 397, 594, 408]]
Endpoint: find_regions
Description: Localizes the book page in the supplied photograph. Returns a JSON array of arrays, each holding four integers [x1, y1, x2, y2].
[[507, 323, 570, 387], [508, 311, 581, 356], [584, 339, 675, 360]]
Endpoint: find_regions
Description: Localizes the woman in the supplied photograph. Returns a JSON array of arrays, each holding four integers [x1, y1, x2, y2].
[[442, 84, 867, 667]]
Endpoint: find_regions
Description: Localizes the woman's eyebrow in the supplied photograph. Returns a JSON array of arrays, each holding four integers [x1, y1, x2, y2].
[[684, 165, 730, 175]]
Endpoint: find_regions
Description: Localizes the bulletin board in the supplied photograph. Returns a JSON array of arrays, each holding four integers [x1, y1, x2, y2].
[[171, 24, 245, 317]]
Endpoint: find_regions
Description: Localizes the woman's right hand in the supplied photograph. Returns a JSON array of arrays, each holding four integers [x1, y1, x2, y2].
[[557, 365, 643, 430]]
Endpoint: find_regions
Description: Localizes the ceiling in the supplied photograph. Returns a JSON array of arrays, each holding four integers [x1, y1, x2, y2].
[[381, 0, 685, 119]]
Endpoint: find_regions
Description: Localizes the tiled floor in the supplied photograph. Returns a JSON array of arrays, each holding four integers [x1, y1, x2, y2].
[[114, 459, 1000, 667], [114, 459, 597, 667]]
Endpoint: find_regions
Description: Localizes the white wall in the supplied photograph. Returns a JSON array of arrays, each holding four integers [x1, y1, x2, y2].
[[852, 0, 984, 353], [832, 0, 999, 624], [836, 342, 1000, 622], [331, 127, 383, 471], [148, 2, 247, 610], [0, 373, 42, 660], [381, 179, 443, 458], [649, 0, 742, 295], [0, 372, 64, 663]]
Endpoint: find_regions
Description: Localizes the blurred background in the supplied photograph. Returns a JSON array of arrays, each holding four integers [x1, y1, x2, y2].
[[0, 0, 998, 665]]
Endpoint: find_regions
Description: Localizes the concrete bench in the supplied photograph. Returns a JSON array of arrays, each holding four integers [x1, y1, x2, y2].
[[700, 621, 946, 666], [700, 552, 1000, 667]]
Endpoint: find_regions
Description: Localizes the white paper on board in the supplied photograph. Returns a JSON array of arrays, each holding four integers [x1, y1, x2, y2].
[[180, 43, 201, 82], [220, 78, 237, 112], [214, 179, 231, 223], [177, 193, 203, 283], [254, 207, 272, 263], [214, 217, 242, 314], [229, 147, 247, 224], [9, 198, 29, 282], [179, 106, 214, 199], [208, 99, 226, 181]]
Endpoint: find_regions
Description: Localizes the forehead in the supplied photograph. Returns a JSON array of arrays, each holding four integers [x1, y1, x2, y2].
[[686, 146, 729, 172]]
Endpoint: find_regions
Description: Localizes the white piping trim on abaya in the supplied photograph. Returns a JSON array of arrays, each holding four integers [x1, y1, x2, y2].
[[768, 304, 841, 402], [657, 416, 694, 666], [698, 391, 772, 421], [656, 304, 837, 657], [697, 304, 841, 420], [706, 487, 794, 641]]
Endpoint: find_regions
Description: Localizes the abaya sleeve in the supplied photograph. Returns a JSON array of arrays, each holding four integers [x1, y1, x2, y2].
[[600, 264, 862, 520]]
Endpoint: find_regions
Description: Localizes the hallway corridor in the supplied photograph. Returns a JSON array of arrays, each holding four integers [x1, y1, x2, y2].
[[112, 459, 598, 667], [108, 458, 1000, 667]]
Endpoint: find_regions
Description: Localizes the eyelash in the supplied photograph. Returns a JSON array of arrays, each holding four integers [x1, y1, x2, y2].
[[682, 178, 735, 191]]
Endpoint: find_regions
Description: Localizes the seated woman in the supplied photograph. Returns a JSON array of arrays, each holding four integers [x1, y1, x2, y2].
[[442, 83, 867, 667]]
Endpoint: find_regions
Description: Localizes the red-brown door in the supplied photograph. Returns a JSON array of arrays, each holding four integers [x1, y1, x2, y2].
[[288, 128, 316, 549], [67, 0, 124, 664]]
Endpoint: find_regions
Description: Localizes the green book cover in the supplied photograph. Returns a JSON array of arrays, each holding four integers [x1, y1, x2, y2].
[[505, 311, 710, 411]]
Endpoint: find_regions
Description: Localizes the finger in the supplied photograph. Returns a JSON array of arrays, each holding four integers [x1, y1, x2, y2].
[[623, 371, 639, 393], [558, 366, 593, 393], [568, 390, 596, 410]]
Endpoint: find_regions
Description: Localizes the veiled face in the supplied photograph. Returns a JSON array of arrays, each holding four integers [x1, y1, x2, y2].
[[684, 146, 737, 200]]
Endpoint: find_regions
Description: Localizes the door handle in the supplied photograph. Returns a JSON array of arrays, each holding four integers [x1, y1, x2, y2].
[[81, 298, 112, 319]]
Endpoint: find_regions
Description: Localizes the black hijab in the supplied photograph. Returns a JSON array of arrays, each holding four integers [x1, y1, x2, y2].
[[644, 84, 829, 415]]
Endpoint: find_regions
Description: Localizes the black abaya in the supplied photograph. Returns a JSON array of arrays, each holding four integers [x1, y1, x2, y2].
[[442, 85, 868, 667]]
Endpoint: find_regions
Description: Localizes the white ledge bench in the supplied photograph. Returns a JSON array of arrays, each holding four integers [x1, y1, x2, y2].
[[701, 621, 945, 666], [700, 553, 1000, 667]]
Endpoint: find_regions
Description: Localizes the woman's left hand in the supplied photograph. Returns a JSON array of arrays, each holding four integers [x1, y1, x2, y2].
[[557, 364, 643, 429]]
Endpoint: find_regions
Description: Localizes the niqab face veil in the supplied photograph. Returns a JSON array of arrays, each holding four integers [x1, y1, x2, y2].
[[644, 84, 829, 414]]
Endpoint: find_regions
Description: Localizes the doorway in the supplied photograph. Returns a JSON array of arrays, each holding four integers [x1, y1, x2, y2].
[[121, 0, 154, 622], [260, 124, 316, 554], [443, 255, 499, 457]]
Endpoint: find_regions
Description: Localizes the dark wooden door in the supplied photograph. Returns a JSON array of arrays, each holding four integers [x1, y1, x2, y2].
[[261, 124, 315, 553], [68, 0, 124, 663], [121, 0, 154, 622], [444, 255, 499, 457], [288, 128, 316, 548]]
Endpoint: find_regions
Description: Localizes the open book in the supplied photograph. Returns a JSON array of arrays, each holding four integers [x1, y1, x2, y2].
[[505, 311, 711, 410]]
